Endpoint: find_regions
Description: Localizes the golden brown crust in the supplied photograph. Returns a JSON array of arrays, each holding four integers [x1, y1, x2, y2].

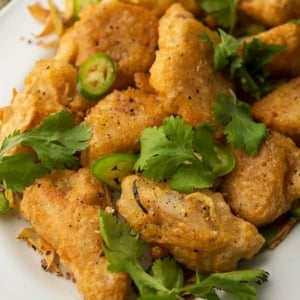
[[245, 22, 300, 78], [20, 168, 130, 300], [252, 76, 300, 138], [56, 0, 158, 90], [149, 3, 232, 127], [222, 131, 300, 226], [117, 175, 264, 273], [0, 59, 92, 147], [80, 88, 169, 166], [238, 0, 300, 26]]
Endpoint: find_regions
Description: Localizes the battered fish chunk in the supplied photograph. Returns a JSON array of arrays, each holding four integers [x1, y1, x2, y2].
[[120, 0, 200, 17], [80, 88, 168, 166], [222, 131, 300, 227], [20, 168, 130, 300], [149, 4, 232, 127], [245, 22, 300, 78], [238, 0, 300, 26], [55, 0, 158, 90], [0, 59, 92, 143], [252, 76, 300, 139], [117, 175, 264, 273], [0, 59, 91, 144]]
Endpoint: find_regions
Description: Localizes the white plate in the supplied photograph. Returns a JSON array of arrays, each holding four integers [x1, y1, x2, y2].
[[0, 0, 80, 299], [0, 1, 299, 299]]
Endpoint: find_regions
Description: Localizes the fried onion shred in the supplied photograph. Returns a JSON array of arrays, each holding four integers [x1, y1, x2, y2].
[[18, 227, 63, 276]]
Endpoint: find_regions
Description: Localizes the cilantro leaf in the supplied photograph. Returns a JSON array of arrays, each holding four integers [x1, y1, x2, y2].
[[0, 154, 49, 192], [0, 110, 92, 192], [125, 260, 170, 297], [201, 29, 239, 70], [169, 162, 215, 193], [188, 269, 269, 299], [234, 39, 287, 99], [99, 211, 169, 295], [213, 93, 268, 155], [149, 257, 184, 291], [134, 117, 194, 181], [201, 0, 238, 33], [0, 111, 92, 170], [134, 116, 235, 193], [99, 210, 145, 272], [99, 212, 269, 300], [202, 30, 286, 99]]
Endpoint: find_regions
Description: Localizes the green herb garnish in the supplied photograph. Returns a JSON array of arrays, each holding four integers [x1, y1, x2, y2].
[[201, 0, 238, 33], [202, 29, 286, 99], [99, 211, 269, 300], [213, 92, 268, 155], [0, 189, 9, 214], [134, 116, 235, 193], [0, 110, 92, 192]]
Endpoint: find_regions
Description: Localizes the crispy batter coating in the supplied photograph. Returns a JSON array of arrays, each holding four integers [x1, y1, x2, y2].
[[20, 168, 130, 300], [238, 0, 300, 26], [120, 0, 200, 17], [55, 0, 158, 90], [117, 175, 264, 273], [80, 88, 168, 166], [245, 22, 300, 78], [0, 59, 91, 145], [252, 76, 300, 139], [149, 3, 232, 127], [221, 131, 300, 227], [0, 60, 79, 143]]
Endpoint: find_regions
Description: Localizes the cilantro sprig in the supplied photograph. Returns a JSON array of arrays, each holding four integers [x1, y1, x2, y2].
[[134, 116, 235, 193], [99, 211, 269, 300], [213, 92, 268, 155], [202, 29, 286, 99], [0, 110, 92, 192], [201, 0, 238, 33]]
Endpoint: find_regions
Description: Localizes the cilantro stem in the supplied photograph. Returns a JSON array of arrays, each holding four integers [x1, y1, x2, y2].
[[125, 260, 171, 295], [0, 189, 9, 214]]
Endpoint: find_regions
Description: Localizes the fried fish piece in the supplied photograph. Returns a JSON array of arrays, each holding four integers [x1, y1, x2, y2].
[[252, 76, 300, 139], [244, 22, 300, 78], [238, 0, 300, 27], [19, 168, 130, 300], [55, 0, 158, 90], [149, 3, 232, 127], [0, 59, 91, 145], [117, 175, 264, 273], [120, 0, 200, 17], [80, 88, 168, 166], [221, 131, 300, 227]]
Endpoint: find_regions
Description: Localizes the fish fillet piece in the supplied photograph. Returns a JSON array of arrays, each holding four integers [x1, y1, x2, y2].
[[251, 76, 300, 139], [238, 0, 300, 26], [55, 0, 158, 90], [80, 88, 168, 166], [117, 175, 264, 273], [0, 59, 91, 145], [149, 3, 232, 127], [119, 0, 200, 16], [244, 22, 300, 78], [20, 168, 130, 300], [222, 131, 300, 226]]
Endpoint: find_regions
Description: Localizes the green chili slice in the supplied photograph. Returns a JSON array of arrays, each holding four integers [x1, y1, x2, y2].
[[0, 190, 9, 214], [92, 153, 138, 191], [289, 199, 300, 218], [73, 0, 101, 20], [77, 53, 117, 101], [212, 144, 235, 177], [259, 223, 281, 247]]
